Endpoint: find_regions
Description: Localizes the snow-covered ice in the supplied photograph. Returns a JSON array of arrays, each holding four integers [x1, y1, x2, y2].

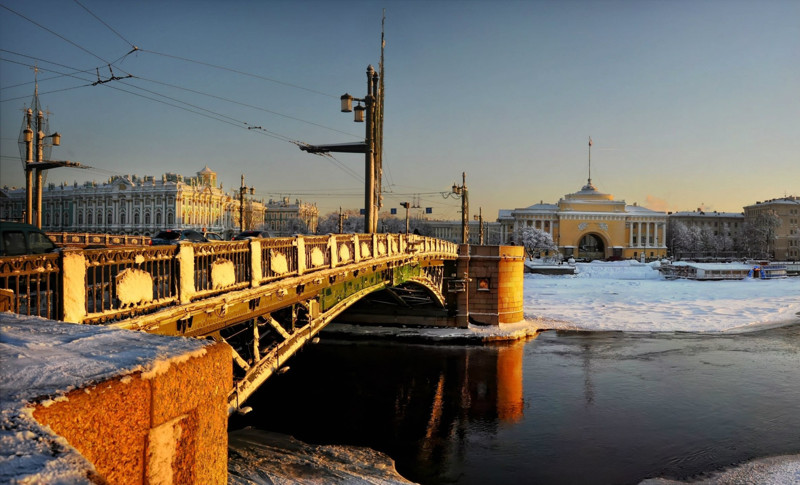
[[525, 260, 800, 333]]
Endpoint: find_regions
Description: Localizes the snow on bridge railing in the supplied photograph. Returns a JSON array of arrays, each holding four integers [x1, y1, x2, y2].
[[0, 233, 459, 324]]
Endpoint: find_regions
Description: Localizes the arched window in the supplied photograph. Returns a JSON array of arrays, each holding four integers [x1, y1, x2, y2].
[[145, 212, 151, 225], [97, 211, 103, 226], [156, 212, 162, 225], [107, 212, 113, 225], [78, 213, 83, 225], [63, 212, 69, 225], [120, 212, 126, 225]]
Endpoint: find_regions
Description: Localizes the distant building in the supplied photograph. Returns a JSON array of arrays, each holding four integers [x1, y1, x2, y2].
[[0, 166, 266, 237], [666, 209, 745, 259], [498, 180, 668, 261], [744, 196, 800, 261], [263, 197, 319, 236], [424, 219, 503, 245]]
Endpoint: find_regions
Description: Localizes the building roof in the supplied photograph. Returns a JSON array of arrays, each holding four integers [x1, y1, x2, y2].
[[669, 211, 743, 218], [744, 196, 799, 209]]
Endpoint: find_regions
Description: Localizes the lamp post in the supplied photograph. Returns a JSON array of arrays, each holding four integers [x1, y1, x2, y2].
[[300, 65, 382, 234], [474, 207, 484, 245], [239, 174, 255, 232], [400, 202, 411, 234], [23, 108, 63, 228], [446, 172, 469, 244]]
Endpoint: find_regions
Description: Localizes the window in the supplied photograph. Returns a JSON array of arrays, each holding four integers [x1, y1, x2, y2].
[[120, 212, 126, 225]]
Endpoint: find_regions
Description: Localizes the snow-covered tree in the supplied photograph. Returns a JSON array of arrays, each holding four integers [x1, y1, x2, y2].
[[744, 211, 781, 258], [316, 211, 364, 234], [513, 227, 557, 260]]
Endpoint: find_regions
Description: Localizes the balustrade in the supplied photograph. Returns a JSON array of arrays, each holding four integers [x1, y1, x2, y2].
[[0, 233, 459, 323]]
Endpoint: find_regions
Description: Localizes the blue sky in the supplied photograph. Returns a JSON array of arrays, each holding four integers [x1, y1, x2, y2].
[[1, 0, 798, 220]]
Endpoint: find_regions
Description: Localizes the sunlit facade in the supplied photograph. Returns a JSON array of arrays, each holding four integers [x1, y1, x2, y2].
[[0, 166, 265, 236], [498, 181, 668, 261]]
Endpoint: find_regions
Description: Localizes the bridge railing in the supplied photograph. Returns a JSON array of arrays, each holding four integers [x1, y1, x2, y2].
[[47, 232, 151, 247], [0, 233, 459, 324]]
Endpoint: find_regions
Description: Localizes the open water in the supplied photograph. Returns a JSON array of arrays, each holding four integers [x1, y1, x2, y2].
[[232, 325, 800, 484]]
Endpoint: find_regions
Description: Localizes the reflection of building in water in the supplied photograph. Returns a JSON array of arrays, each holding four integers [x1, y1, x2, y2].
[[496, 343, 525, 422]]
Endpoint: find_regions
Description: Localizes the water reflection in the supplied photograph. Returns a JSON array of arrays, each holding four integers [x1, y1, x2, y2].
[[235, 327, 800, 485]]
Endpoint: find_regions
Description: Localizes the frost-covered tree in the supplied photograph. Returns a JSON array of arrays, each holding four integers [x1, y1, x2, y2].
[[513, 227, 557, 260], [283, 217, 310, 235], [316, 211, 365, 234], [744, 211, 781, 258]]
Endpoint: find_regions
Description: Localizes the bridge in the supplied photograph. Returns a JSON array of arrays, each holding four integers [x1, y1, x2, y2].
[[1, 233, 463, 411]]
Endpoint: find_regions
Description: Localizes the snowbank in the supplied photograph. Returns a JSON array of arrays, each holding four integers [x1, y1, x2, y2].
[[0, 313, 211, 484]]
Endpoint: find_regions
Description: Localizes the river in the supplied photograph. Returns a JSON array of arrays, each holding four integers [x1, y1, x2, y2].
[[230, 325, 800, 484]]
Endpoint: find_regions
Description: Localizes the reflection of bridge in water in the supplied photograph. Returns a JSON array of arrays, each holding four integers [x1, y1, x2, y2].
[[0, 233, 458, 411]]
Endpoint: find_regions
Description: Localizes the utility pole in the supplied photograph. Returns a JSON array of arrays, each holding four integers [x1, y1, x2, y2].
[[400, 202, 410, 234], [476, 207, 484, 245], [338, 206, 344, 233]]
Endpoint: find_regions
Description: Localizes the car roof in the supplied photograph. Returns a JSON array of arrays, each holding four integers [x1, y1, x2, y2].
[[0, 222, 47, 231]]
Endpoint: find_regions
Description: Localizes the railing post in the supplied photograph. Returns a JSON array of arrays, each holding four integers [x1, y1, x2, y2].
[[296, 235, 306, 276], [177, 241, 196, 304], [386, 234, 393, 256], [60, 247, 87, 323], [400, 234, 406, 254], [250, 239, 262, 287], [372, 233, 378, 259], [353, 234, 361, 263], [328, 234, 339, 269]]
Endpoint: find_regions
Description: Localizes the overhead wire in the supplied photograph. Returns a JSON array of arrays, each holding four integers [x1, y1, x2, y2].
[[1, 3, 388, 188]]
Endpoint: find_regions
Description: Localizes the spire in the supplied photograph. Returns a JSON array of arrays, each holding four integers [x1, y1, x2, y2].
[[582, 137, 596, 191]]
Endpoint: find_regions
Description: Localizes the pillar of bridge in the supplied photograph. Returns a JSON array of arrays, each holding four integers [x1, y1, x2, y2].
[[463, 245, 525, 326], [33, 339, 232, 484]]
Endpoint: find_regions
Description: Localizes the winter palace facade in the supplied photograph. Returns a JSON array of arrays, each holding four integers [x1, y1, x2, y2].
[[498, 180, 668, 261], [0, 167, 265, 237]]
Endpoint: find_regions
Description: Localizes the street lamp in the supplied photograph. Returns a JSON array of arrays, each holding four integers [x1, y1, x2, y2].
[[473, 207, 484, 245], [400, 202, 411, 234], [443, 172, 469, 244], [301, 65, 381, 234], [23, 108, 67, 228]]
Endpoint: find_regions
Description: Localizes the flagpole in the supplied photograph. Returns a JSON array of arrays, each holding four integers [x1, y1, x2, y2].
[[588, 136, 592, 186]]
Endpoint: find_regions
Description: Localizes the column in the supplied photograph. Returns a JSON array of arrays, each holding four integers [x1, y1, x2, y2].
[[629, 222, 633, 247], [646, 222, 651, 248], [653, 223, 659, 248], [637, 222, 642, 247]]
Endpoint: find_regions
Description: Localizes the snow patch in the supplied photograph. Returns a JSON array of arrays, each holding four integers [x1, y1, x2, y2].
[[270, 250, 288, 275], [339, 243, 351, 262], [310, 247, 325, 267], [211, 259, 235, 289], [116, 268, 154, 307]]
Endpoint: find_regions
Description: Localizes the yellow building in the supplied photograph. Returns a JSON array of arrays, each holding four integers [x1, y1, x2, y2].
[[498, 180, 667, 261]]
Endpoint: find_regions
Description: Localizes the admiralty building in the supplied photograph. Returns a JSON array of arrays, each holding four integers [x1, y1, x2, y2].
[[0, 166, 265, 237], [498, 178, 668, 261]]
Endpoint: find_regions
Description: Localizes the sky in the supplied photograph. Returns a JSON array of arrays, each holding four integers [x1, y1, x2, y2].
[[1, 0, 798, 221]]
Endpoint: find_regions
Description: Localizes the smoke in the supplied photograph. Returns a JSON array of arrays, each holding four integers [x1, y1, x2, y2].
[[645, 195, 670, 212]]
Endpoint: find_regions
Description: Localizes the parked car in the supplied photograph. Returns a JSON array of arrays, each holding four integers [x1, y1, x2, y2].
[[204, 232, 224, 241], [150, 229, 208, 245], [0, 222, 58, 256], [232, 230, 273, 240]]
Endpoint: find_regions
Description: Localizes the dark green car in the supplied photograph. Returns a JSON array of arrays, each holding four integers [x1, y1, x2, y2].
[[0, 222, 58, 256]]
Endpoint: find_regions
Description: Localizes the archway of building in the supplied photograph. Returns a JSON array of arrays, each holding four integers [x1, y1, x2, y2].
[[577, 233, 608, 261]]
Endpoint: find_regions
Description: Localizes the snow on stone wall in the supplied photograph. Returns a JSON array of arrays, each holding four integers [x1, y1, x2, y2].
[[310, 247, 325, 267], [339, 244, 351, 262]]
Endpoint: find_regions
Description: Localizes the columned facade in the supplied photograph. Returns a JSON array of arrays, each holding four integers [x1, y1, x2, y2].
[[498, 181, 668, 261], [0, 166, 266, 237]]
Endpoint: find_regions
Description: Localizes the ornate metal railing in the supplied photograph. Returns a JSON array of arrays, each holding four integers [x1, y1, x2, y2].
[[193, 241, 250, 298], [0, 234, 460, 324], [84, 246, 178, 322], [0, 253, 61, 320], [47, 232, 150, 247]]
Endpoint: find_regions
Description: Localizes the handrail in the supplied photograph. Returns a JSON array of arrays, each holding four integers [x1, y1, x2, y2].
[[0, 233, 460, 323]]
